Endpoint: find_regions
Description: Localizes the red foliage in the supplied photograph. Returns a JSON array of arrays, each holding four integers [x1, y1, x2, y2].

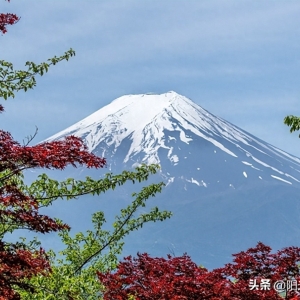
[[0, 102, 106, 298], [97, 253, 220, 300], [0, 1, 19, 34], [0, 242, 50, 300], [98, 242, 300, 300], [0, 1, 106, 297], [0, 130, 106, 173]]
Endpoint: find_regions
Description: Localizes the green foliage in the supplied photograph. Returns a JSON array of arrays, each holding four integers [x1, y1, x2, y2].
[[0, 48, 75, 100], [284, 115, 300, 137], [0, 27, 171, 298], [14, 164, 172, 299]]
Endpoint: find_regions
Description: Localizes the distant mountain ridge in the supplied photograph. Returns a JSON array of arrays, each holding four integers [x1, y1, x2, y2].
[[42, 91, 300, 269]]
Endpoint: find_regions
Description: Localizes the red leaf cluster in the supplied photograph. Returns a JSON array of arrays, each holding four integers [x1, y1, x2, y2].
[[0, 242, 50, 300], [98, 242, 300, 299], [0, 130, 106, 172], [0, 118, 106, 298], [0, 1, 19, 34]]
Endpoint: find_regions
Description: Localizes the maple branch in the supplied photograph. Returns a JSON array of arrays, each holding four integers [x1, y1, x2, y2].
[[73, 182, 168, 275], [0, 10, 19, 34], [0, 49, 76, 100], [73, 199, 138, 274], [22, 126, 38, 146]]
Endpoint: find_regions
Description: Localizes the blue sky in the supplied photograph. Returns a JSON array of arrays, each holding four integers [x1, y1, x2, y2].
[[2, 0, 300, 156]]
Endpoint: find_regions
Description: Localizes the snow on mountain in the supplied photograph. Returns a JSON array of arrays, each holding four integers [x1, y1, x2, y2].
[[45, 91, 300, 191], [47, 91, 228, 162]]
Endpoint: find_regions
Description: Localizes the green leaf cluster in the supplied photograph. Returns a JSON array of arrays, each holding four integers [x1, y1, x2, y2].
[[0, 48, 75, 100], [14, 165, 172, 299], [284, 115, 300, 137]]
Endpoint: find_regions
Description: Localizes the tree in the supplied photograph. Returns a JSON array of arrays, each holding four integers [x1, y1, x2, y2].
[[0, 115, 108, 299], [218, 242, 300, 299], [15, 165, 171, 300], [0, 2, 172, 298], [98, 242, 300, 299], [97, 252, 228, 299]]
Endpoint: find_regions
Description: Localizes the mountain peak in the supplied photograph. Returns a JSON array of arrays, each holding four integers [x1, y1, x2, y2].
[[110, 91, 192, 107], [44, 91, 203, 155]]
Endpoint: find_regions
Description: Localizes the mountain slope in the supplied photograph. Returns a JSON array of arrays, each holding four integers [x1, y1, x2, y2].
[[42, 91, 300, 269]]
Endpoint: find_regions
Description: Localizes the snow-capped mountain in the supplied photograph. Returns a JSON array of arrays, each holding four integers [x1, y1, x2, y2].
[[45, 91, 300, 190], [42, 91, 300, 269]]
